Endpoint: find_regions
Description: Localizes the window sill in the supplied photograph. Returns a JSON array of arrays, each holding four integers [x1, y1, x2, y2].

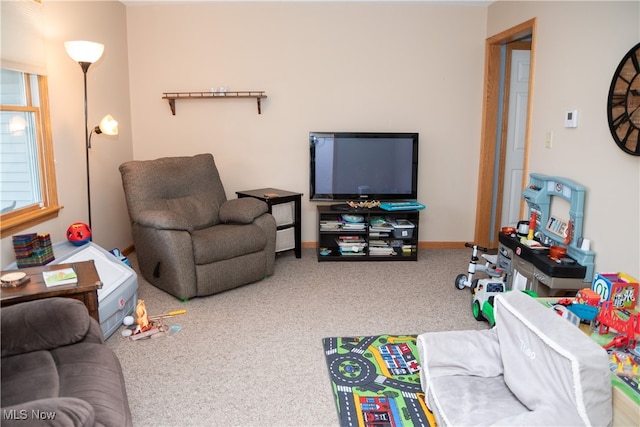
[[1, 205, 63, 239]]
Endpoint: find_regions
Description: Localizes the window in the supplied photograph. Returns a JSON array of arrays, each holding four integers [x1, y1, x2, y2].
[[0, 68, 60, 238]]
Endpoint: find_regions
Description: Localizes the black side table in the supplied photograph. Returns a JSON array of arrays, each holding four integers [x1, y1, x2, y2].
[[236, 188, 302, 258]]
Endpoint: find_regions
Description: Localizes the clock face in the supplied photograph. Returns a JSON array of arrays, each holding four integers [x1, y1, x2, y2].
[[607, 43, 640, 156]]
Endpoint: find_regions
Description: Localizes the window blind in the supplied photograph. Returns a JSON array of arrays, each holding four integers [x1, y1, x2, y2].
[[1, 0, 46, 75]]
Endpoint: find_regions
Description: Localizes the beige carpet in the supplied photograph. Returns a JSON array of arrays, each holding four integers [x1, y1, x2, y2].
[[106, 248, 489, 427]]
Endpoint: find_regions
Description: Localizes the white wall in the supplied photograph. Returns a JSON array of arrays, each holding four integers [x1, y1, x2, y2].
[[487, 0, 640, 277], [125, 1, 488, 246]]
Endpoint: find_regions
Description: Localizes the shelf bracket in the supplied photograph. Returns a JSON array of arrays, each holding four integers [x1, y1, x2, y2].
[[167, 98, 176, 115], [257, 97, 262, 114]]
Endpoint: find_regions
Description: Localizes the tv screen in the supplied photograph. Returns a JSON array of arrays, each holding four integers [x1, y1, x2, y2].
[[310, 132, 418, 202]]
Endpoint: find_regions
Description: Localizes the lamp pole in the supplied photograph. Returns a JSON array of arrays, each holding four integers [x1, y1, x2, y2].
[[80, 61, 93, 231], [66, 40, 104, 234]]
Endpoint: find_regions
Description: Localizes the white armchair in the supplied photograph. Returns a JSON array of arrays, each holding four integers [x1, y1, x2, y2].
[[417, 291, 612, 426]]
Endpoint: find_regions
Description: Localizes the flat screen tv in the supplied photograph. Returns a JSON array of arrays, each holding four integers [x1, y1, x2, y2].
[[309, 132, 418, 202]]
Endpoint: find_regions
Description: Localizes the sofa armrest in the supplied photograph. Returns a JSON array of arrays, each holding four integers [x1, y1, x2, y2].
[[1, 298, 91, 358], [418, 328, 503, 379], [136, 209, 192, 231], [1, 397, 95, 427], [219, 198, 268, 224]]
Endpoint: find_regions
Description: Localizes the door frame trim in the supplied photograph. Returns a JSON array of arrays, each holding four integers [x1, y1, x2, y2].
[[474, 18, 537, 248]]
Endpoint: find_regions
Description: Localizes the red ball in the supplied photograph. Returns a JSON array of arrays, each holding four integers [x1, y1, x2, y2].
[[66, 222, 91, 246]]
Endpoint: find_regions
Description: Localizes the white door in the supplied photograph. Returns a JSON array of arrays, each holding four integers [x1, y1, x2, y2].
[[500, 48, 530, 227]]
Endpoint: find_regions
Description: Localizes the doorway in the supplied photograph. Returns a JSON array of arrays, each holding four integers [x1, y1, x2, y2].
[[474, 19, 536, 249]]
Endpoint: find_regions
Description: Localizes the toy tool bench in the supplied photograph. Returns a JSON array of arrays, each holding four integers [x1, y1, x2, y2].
[[498, 174, 596, 296]]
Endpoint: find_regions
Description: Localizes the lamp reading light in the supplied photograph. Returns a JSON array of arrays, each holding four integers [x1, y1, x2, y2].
[[95, 114, 119, 136]]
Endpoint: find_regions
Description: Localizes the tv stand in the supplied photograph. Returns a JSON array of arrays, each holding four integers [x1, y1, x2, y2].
[[317, 205, 419, 261]]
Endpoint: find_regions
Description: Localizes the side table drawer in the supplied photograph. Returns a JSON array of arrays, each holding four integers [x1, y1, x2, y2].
[[276, 227, 295, 252], [272, 201, 295, 227]]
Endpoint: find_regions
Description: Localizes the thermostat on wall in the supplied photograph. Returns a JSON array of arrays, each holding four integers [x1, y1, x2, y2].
[[565, 110, 579, 128]]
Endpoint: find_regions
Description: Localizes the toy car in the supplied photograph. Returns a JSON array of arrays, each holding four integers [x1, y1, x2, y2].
[[472, 279, 505, 326], [472, 283, 539, 326]]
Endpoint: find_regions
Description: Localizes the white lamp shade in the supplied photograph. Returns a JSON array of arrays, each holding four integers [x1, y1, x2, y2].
[[64, 40, 104, 63], [98, 115, 118, 135]]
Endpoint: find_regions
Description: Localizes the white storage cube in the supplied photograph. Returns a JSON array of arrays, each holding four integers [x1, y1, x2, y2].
[[272, 201, 295, 226], [276, 228, 296, 252]]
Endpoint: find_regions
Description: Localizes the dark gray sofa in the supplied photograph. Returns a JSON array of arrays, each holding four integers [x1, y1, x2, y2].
[[1, 298, 132, 427]]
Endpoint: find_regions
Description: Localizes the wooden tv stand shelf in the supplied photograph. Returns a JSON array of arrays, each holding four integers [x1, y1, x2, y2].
[[317, 205, 419, 261]]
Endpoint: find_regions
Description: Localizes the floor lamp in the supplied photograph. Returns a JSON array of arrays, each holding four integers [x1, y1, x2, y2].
[[65, 41, 117, 233]]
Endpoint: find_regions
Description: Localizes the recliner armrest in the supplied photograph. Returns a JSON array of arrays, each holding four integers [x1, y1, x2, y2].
[[136, 209, 193, 231], [1, 298, 93, 358], [219, 198, 268, 224]]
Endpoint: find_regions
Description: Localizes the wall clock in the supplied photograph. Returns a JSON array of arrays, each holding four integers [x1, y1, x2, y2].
[[607, 42, 640, 156]]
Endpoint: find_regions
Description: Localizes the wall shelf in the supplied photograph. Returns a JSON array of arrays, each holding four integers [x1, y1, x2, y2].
[[161, 91, 267, 115]]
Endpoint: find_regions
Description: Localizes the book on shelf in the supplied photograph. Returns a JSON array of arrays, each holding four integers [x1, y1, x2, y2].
[[336, 235, 366, 242], [338, 235, 364, 241], [341, 223, 366, 230], [369, 217, 394, 232], [43, 268, 78, 287], [369, 231, 390, 238], [320, 220, 343, 231], [339, 247, 366, 255], [335, 236, 366, 247], [369, 247, 395, 256]]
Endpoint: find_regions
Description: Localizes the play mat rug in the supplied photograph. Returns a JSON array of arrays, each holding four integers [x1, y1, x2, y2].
[[322, 335, 436, 427]]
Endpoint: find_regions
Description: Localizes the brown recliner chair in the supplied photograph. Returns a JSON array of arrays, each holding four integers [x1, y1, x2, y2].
[[119, 153, 276, 300]]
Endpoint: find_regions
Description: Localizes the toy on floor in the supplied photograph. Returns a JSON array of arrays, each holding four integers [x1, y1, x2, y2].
[[455, 243, 508, 326], [610, 351, 640, 378], [596, 300, 639, 351], [121, 300, 186, 340], [555, 288, 601, 323], [455, 243, 504, 291], [471, 279, 505, 326]]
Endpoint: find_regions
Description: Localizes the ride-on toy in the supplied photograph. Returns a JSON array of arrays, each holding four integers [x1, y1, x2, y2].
[[455, 243, 503, 290], [455, 243, 508, 325]]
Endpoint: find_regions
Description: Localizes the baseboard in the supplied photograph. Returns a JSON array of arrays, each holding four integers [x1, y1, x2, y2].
[[129, 241, 470, 252], [418, 241, 468, 249], [121, 244, 135, 256]]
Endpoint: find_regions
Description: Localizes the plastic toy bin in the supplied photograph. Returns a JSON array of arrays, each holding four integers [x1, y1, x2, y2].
[[392, 220, 415, 239], [50, 242, 138, 338]]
